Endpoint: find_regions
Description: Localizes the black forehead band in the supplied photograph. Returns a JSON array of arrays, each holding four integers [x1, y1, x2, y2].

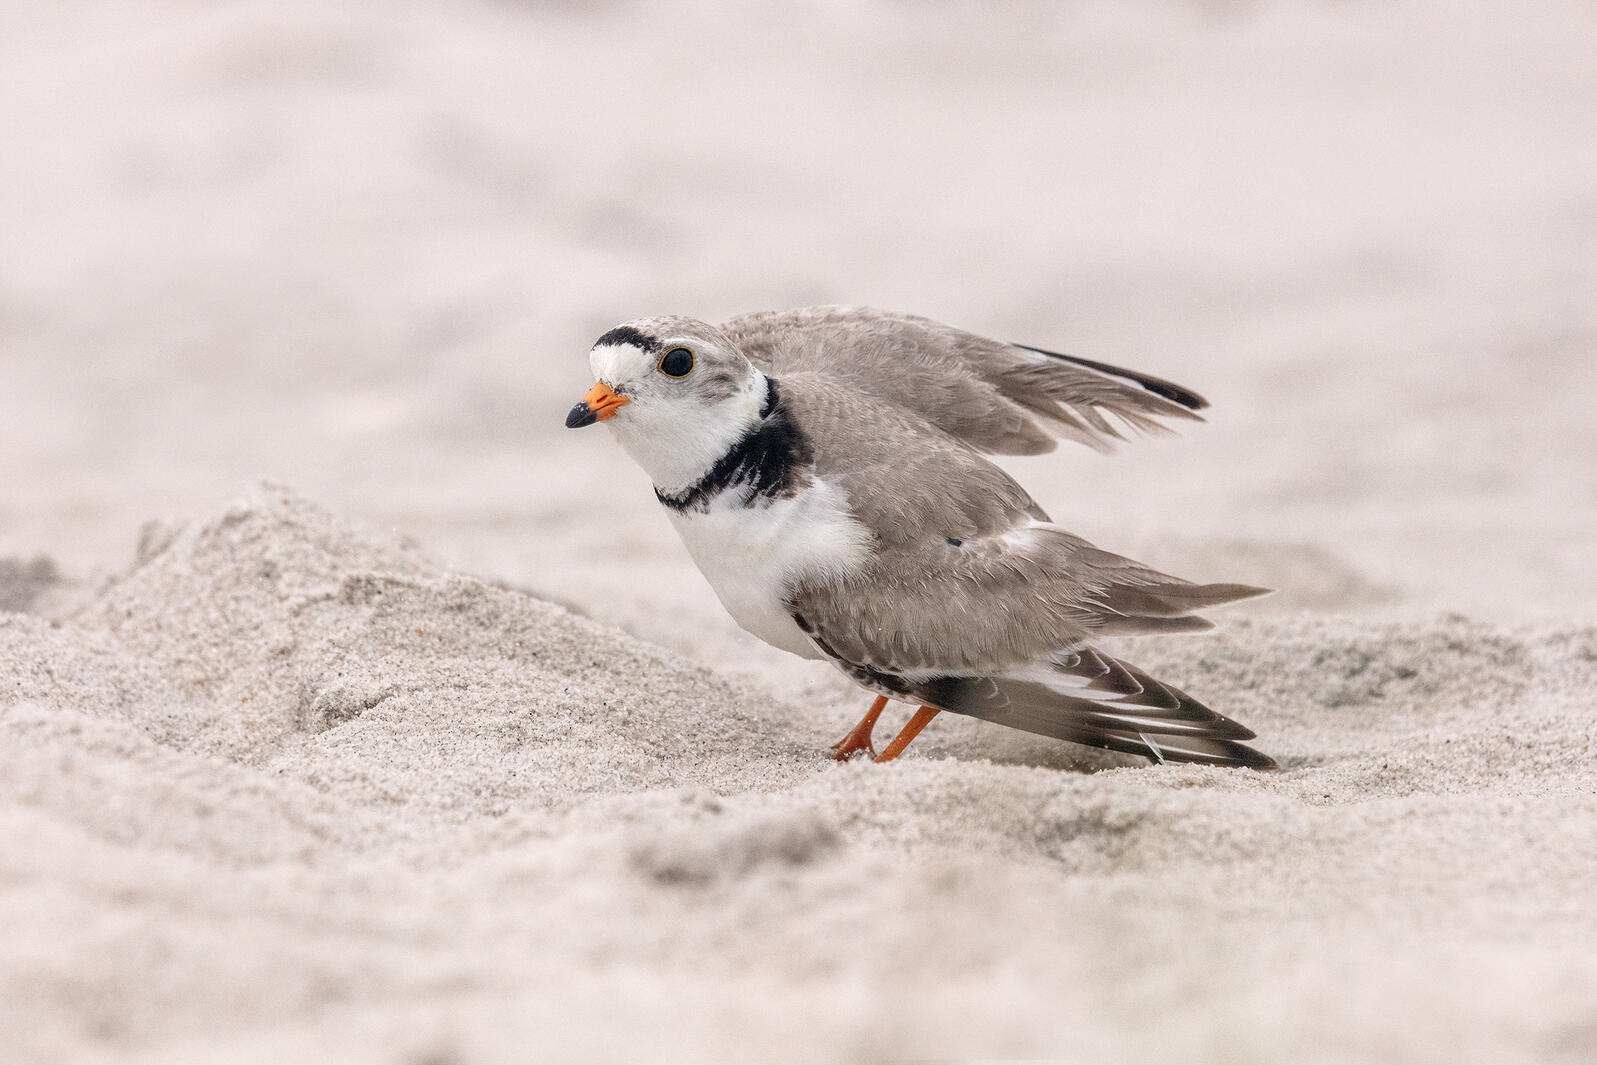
[[594, 325, 662, 354]]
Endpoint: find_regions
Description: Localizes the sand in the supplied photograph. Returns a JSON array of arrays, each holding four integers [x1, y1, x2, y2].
[[6, 486, 1595, 1064], [3, 1, 1596, 1062]]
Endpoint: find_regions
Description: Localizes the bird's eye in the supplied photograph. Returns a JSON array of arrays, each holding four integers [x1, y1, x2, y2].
[[657, 347, 694, 378]]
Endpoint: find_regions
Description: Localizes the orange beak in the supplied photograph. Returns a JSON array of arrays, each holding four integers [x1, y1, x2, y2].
[[565, 381, 630, 428]]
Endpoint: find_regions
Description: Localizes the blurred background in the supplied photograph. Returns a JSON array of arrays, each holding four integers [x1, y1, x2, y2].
[[2, 0, 1594, 667]]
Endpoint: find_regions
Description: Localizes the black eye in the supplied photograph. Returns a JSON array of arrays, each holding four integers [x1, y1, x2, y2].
[[658, 347, 694, 378]]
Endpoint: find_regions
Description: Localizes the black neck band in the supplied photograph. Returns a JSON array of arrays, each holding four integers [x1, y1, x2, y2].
[[655, 377, 812, 513]]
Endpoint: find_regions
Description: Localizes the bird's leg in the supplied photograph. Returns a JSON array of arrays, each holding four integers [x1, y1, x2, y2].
[[830, 695, 889, 761], [873, 705, 942, 763]]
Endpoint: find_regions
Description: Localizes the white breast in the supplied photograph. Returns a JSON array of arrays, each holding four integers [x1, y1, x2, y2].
[[665, 477, 872, 658]]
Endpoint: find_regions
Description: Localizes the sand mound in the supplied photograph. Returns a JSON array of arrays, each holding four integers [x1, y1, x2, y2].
[[3, 486, 1596, 1063]]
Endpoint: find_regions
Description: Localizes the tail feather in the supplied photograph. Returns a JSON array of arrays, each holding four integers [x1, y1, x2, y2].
[[1099, 581, 1272, 619], [914, 652, 1276, 770], [1089, 579, 1270, 637], [1093, 614, 1216, 637]]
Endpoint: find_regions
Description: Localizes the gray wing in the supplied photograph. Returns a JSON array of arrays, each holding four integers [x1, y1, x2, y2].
[[790, 517, 1267, 677], [788, 519, 1274, 769], [776, 374, 1267, 677], [723, 305, 1206, 456]]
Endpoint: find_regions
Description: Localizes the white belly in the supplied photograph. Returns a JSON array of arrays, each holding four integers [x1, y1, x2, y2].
[[665, 478, 871, 658]]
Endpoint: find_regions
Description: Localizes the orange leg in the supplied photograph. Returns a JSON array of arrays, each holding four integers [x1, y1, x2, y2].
[[830, 695, 889, 761], [873, 705, 942, 763]]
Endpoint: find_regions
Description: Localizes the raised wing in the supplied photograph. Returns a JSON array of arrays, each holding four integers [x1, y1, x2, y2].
[[723, 305, 1206, 456]]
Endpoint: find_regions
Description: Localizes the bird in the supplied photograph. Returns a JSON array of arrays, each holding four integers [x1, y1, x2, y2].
[[565, 306, 1275, 769]]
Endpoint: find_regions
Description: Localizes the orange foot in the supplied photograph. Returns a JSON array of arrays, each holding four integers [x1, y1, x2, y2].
[[873, 705, 941, 763], [830, 695, 888, 760]]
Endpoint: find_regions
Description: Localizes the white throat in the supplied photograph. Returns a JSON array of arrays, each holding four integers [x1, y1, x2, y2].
[[607, 369, 770, 496]]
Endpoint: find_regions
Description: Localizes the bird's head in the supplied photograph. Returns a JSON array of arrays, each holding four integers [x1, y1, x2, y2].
[[567, 316, 768, 492]]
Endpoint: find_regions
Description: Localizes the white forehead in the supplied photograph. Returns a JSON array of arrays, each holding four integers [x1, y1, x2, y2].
[[589, 342, 656, 384]]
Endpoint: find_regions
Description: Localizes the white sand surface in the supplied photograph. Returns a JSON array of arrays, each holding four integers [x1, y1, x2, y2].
[[6, 486, 1596, 1064], [3, 1, 1596, 1062]]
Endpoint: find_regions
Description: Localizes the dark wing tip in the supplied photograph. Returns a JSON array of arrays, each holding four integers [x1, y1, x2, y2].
[[921, 662, 1276, 770], [1101, 728, 1278, 770], [1015, 344, 1210, 411]]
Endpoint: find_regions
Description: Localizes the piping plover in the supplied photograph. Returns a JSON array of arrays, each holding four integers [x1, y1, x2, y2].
[[567, 306, 1274, 768]]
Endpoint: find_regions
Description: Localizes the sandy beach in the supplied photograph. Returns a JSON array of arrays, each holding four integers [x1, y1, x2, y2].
[[3, 2, 1596, 1062]]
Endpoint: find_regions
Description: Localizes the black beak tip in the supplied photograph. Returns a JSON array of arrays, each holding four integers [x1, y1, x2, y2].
[[565, 402, 597, 429]]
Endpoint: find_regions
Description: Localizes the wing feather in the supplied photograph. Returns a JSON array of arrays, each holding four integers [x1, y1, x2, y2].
[[790, 514, 1267, 677], [720, 308, 1268, 767], [723, 306, 1205, 456]]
